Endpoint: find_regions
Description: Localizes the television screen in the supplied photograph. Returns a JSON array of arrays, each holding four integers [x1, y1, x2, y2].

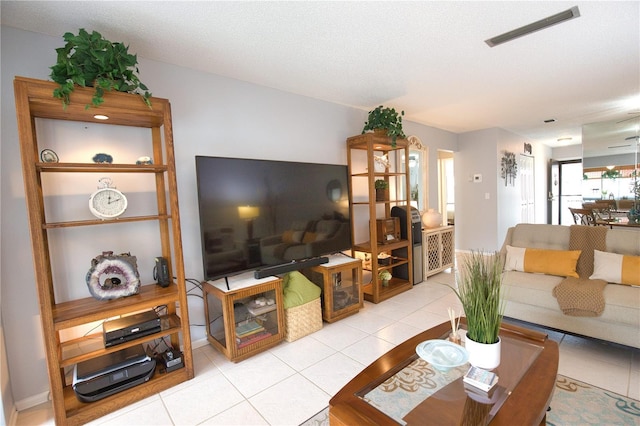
[[196, 156, 351, 281]]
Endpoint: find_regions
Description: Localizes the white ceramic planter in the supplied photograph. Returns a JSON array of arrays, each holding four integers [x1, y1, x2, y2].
[[422, 209, 442, 228], [464, 332, 501, 370]]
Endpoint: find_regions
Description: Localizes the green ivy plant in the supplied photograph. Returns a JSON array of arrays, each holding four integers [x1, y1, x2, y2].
[[362, 105, 406, 147], [601, 169, 621, 180], [50, 29, 151, 109]]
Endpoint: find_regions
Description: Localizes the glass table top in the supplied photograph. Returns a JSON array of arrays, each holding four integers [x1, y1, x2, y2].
[[356, 329, 543, 425]]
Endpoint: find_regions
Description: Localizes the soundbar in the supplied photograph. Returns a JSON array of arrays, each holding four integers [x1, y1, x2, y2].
[[254, 257, 329, 279]]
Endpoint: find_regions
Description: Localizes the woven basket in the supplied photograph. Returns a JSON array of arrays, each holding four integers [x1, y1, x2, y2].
[[284, 297, 322, 342]]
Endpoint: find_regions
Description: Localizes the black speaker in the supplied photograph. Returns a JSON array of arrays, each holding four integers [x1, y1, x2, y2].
[[154, 257, 170, 287]]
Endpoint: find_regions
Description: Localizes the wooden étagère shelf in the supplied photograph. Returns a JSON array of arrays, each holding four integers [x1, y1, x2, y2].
[[13, 76, 194, 425]]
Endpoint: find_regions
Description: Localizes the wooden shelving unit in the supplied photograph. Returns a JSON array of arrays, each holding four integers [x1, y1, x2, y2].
[[346, 133, 413, 303], [13, 76, 193, 425]]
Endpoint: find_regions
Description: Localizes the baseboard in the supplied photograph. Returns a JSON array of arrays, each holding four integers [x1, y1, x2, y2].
[[8, 404, 19, 426], [191, 337, 209, 349], [14, 390, 49, 412]]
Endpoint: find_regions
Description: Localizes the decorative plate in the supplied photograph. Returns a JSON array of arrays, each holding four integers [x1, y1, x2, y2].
[[40, 149, 59, 163], [416, 340, 469, 372]]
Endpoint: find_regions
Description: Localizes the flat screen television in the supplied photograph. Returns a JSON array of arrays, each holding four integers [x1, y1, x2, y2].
[[196, 156, 351, 281]]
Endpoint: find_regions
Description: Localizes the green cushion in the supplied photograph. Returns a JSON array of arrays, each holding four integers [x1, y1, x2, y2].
[[282, 271, 321, 309]]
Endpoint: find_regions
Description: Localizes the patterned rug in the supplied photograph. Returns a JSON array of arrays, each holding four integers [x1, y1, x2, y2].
[[301, 374, 640, 425]]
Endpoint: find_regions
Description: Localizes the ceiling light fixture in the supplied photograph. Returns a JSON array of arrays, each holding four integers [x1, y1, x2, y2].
[[557, 137, 572, 142], [485, 6, 581, 47], [93, 114, 109, 120]]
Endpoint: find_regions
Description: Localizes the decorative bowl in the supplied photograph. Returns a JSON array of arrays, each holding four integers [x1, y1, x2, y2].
[[416, 340, 469, 372]]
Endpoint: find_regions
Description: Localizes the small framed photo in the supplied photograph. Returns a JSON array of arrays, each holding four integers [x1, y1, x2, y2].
[[40, 149, 59, 163]]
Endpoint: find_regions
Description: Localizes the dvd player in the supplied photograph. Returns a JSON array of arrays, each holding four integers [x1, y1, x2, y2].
[[73, 344, 156, 402], [103, 310, 161, 347]]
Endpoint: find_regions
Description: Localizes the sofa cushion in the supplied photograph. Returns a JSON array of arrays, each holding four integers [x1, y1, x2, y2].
[[504, 245, 581, 278], [602, 284, 640, 327], [502, 271, 565, 311], [590, 250, 640, 286], [509, 224, 571, 251], [607, 228, 640, 256]]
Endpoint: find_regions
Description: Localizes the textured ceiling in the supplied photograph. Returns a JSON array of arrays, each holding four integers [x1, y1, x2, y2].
[[2, 1, 639, 148]]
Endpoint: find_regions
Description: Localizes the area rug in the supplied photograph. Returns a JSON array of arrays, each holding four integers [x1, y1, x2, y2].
[[300, 374, 640, 425]]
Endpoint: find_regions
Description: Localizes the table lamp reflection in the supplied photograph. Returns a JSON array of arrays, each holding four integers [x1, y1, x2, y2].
[[238, 206, 260, 240]]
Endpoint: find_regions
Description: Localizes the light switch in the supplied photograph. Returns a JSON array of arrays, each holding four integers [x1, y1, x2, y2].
[[485, 192, 490, 200]]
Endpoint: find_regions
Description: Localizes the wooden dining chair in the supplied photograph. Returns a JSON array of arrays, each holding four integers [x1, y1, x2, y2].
[[569, 207, 597, 226]]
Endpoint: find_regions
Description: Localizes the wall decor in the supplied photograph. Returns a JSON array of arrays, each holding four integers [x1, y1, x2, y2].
[[85, 251, 140, 300], [501, 151, 518, 186], [524, 142, 532, 155]]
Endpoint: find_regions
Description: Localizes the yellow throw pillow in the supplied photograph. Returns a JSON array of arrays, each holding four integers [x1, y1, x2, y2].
[[590, 250, 640, 286], [505, 245, 581, 278]]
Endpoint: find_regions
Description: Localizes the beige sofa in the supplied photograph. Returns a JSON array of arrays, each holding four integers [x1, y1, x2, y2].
[[500, 223, 640, 348]]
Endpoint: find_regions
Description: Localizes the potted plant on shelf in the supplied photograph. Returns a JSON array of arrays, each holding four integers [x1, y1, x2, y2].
[[49, 28, 152, 109], [449, 251, 504, 369], [361, 105, 406, 147], [375, 179, 389, 201], [378, 270, 392, 287]]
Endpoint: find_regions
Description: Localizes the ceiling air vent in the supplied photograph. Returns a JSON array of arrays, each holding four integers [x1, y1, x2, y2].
[[485, 6, 581, 47]]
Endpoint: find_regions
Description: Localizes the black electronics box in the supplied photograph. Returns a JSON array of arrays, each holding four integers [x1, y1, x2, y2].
[[162, 348, 185, 373], [73, 344, 156, 402], [103, 310, 161, 348]]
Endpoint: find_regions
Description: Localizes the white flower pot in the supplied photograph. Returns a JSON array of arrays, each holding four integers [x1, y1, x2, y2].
[[464, 332, 501, 370]]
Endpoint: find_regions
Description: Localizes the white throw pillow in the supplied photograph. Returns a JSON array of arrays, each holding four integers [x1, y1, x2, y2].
[[590, 249, 640, 286], [504, 245, 526, 271]]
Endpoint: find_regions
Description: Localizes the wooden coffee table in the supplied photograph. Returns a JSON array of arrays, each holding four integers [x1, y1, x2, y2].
[[329, 320, 559, 425]]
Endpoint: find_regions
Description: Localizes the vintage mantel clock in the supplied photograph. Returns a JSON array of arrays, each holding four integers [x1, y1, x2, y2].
[[89, 177, 128, 219]]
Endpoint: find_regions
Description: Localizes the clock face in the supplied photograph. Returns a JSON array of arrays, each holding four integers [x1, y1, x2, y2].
[[89, 188, 127, 219]]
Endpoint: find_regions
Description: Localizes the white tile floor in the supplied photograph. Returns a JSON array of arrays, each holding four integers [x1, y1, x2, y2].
[[15, 270, 640, 425]]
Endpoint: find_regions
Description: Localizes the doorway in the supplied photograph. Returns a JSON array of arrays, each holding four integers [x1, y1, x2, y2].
[[548, 159, 582, 225], [438, 150, 454, 225]]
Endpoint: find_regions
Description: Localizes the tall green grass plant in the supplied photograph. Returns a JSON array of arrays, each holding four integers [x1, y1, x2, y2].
[[451, 251, 505, 344]]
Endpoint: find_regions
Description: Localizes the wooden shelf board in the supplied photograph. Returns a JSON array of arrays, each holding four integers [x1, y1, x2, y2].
[[363, 278, 412, 303], [43, 214, 171, 229], [350, 172, 406, 178], [59, 314, 182, 367], [16, 76, 167, 128], [37, 163, 168, 173], [63, 366, 192, 426], [353, 239, 410, 253], [346, 133, 409, 151], [351, 199, 409, 205], [53, 284, 180, 329]]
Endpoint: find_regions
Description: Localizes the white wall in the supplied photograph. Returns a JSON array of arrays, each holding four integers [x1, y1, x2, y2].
[[1, 26, 459, 407], [455, 128, 549, 251], [553, 144, 581, 161], [456, 128, 500, 251]]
